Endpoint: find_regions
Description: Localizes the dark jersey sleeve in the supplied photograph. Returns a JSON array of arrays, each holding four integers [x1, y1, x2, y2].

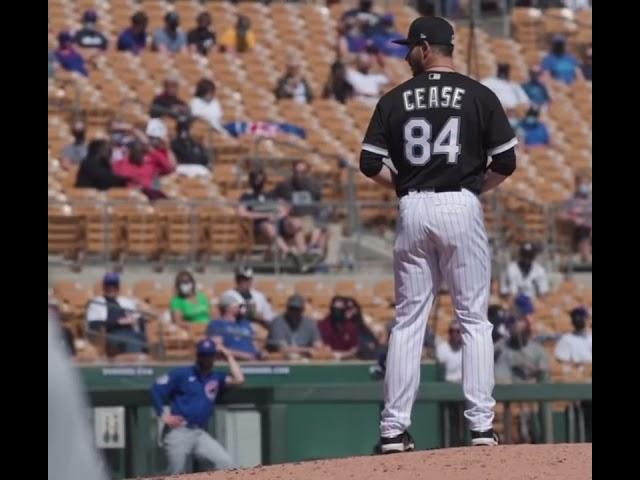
[[361, 102, 390, 158], [482, 91, 518, 156]]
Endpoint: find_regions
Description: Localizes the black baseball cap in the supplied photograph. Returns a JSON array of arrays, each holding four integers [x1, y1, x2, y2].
[[392, 16, 455, 47]]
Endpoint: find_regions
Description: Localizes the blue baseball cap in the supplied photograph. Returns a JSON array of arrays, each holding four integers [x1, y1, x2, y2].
[[514, 293, 534, 315], [58, 31, 73, 45], [570, 306, 589, 320], [196, 339, 217, 357], [102, 272, 120, 286]]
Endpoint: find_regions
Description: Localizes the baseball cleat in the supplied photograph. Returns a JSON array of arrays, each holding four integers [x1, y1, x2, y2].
[[378, 431, 415, 454], [471, 429, 499, 446]]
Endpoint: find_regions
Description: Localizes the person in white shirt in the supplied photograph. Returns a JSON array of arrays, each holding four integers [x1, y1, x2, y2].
[[555, 307, 592, 364], [86, 272, 147, 355], [500, 243, 550, 299], [346, 52, 389, 106], [436, 321, 463, 383], [189, 78, 225, 133], [223, 266, 276, 325], [481, 63, 530, 122]]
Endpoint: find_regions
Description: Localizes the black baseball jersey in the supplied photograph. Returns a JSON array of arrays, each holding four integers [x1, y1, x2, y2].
[[361, 71, 516, 197]]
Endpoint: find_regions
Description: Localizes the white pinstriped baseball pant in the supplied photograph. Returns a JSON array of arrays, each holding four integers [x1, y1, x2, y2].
[[380, 189, 495, 437]]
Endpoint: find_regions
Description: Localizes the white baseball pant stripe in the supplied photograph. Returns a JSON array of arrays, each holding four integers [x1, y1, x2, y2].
[[380, 189, 495, 437]]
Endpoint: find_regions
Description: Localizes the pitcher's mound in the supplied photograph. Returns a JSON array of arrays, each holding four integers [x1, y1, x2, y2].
[[159, 443, 591, 480]]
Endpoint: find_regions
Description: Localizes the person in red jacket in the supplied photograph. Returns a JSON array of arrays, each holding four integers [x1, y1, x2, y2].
[[318, 296, 359, 360], [113, 119, 176, 195]]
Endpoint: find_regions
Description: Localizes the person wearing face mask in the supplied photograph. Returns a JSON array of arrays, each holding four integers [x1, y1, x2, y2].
[[494, 316, 549, 384], [153, 12, 187, 54], [318, 296, 360, 360], [274, 160, 329, 260], [560, 174, 592, 263], [346, 52, 389, 106], [238, 168, 307, 260], [117, 11, 149, 55], [207, 291, 262, 361], [341, 0, 381, 38], [500, 243, 550, 300], [189, 78, 224, 132], [61, 119, 88, 168], [266, 294, 324, 358], [517, 106, 550, 147], [86, 272, 147, 356], [219, 15, 256, 54], [494, 315, 548, 443], [170, 271, 211, 329], [275, 56, 314, 104], [554, 306, 592, 366], [113, 119, 176, 191], [75, 139, 128, 190], [171, 116, 210, 171], [541, 35, 579, 85], [521, 66, 551, 108], [74, 10, 108, 51], [188, 11, 217, 56], [223, 266, 276, 325]]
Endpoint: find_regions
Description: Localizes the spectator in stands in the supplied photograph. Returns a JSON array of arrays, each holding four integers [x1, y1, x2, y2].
[[171, 116, 210, 169], [435, 321, 462, 383], [341, 0, 381, 37], [224, 266, 276, 325], [500, 243, 550, 299], [61, 119, 88, 168], [521, 65, 551, 108], [207, 291, 262, 361], [555, 306, 592, 365], [322, 60, 355, 104], [275, 57, 313, 104], [336, 15, 368, 60], [346, 53, 389, 106], [488, 304, 510, 345], [481, 63, 529, 123], [371, 14, 408, 59], [109, 120, 142, 163], [267, 294, 324, 357], [494, 316, 549, 384], [581, 44, 592, 81], [494, 315, 549, 443], [559, 173, 592, 263], [219, 15, 255, 54], [86, 273, 148, 356], [74, 10, 108, 51], [541, 35, 579, 85], [517, 106, 550, 147], [188, 11, 217, 56], [237, 168, 307, 260], [153, 12, 187, 54], [117, 11, 149, 54], [344, 297, 382, 360], [189, 78, 225, 133], [150, 76, 189, 119], [274, 160, 329, 257], [318, 296, 359, 360], [113, 119, 176, 192], [170, 270, 211, 329], [75, 139, 128, 190], [54, 31, 88, 77]]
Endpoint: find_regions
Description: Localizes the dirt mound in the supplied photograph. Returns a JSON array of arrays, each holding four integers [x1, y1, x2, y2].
[[158, 443, 591, 480]]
